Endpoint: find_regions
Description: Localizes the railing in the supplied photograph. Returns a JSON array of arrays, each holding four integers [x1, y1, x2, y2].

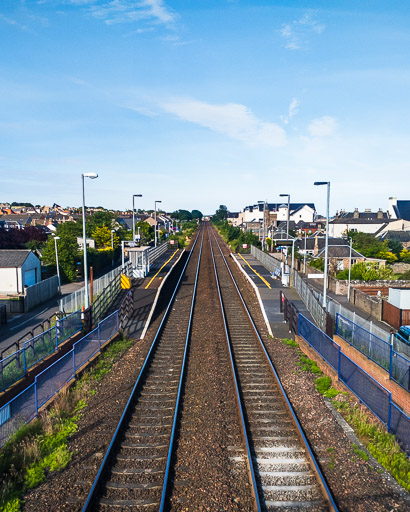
[[91, 273, 122, 327], [299, 314, 410, 456], [0, 310, 82, 392], [280, 291, 299, 334], [293, 271, 327, 332], [0, 311, 120, 448], [250, 245, 281, 274], [59, 262, 132, 314], [148, 241, 169, 263], [336, 314, 410, 391]]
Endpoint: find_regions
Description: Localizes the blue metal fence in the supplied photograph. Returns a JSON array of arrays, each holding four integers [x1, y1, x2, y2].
[[336, 313, 410, 391], [299, 314, 410, 456], [0, 310, 82, 392], [0, 311, 120, 448]]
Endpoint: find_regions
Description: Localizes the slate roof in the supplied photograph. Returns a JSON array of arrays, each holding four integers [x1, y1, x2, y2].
[[316, 246, 364, 258], [394, 200, 410, 221], [378, 231, 410, 242], [0, 250, 32, 268], [297, 237, 349, 251]]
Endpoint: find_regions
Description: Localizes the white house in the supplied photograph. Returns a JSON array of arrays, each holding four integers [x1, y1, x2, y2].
[[276, 203, 316, 224], [0, 250, 41, 294], [329, 208, 390, 237]]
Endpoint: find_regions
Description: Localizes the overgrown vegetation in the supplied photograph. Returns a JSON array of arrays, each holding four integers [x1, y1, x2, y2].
[[0, 336, 134, 511], [212, 219, 260, 252], [336, 261, 395, 281], [333, 399, 410, 491], [282, 336, 409, 491]]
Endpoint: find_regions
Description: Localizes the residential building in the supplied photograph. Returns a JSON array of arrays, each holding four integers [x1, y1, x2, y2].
[[0, 250, 41, 294]]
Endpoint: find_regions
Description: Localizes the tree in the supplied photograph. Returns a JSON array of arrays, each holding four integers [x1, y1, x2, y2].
[[348, 231, 386, 258], [191, 209, 203, 220], [337, 262, 394, 281], [170, 210, 192, 221], [92, 226, 120, 249], [85, 211, 115, 236], [42, 229, 80, 282], [213, 205, 228, 222]]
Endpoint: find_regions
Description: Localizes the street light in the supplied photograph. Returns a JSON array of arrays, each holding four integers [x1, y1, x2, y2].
[[154, 200, 162, 247], [132, 194, 143, 243], [111, 229, 115, 267], [314, 181, 330, 310], [347, 236, 353, 301], [257, 201, 266, 251], [54, 236, 61, 295], [279, 194, 290, 240], [82, 172, 98, 309]]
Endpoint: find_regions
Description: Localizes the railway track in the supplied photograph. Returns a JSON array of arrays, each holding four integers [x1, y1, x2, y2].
[[82, 229, 204, 511], [82, 223, 337, 511], [209, 226, 337, 511]]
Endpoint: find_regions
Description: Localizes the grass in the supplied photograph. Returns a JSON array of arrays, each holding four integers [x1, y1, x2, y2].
[[297, 354, 322, 374], [282, 338, 299, 347], [0, 336, 134, 511], [332, 399, 410, 492]]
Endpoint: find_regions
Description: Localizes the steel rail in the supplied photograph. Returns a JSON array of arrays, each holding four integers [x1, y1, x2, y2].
[[159, 229, 204, 510], [208, 228, 262, 512], [210, 226, 339, 512], [82, 228, 203, 512]]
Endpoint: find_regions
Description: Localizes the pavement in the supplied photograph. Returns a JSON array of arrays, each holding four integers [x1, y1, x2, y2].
[[122, 247, 183, 340], [232, 253, 314, 339]]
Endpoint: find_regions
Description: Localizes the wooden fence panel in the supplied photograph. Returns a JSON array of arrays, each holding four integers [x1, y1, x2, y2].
[[382, 301, 401, 329]]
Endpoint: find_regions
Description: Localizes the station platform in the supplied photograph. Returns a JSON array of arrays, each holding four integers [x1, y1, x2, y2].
[[232, 253, 314, 339], [122, 247, 183, 340]]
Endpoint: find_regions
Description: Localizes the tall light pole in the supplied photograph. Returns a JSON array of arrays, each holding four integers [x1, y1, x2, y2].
[[258, 200, 266, 251], [314, 181, 330, 310], [111, 229, 115, 267], [347, 236, 352, 302], [54, 236, 61, 294], [82, 172, 98, 309], [154, 200, 162, 247], [279, 194, 290, 240], [132, 194, 142, 243]]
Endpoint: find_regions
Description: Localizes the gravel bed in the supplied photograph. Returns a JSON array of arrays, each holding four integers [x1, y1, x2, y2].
[[22, 229, 410, 511]]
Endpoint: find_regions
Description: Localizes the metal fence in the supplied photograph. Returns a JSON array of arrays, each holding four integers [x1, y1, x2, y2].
[[148, 241, 170, 263], [0, 312, 120, 447], [298, 314, 410, 456], [0, 310, 82, 392], [59, 262, 132, 313], [293, 271, 327, 332], [335, 314, 410, 391], [250, 245, 282, 274]]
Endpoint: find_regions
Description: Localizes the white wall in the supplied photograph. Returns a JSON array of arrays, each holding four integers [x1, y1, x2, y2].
[[388, 288, 410, 310], [0, 267, 21, 293], [277, 205, 314, 223], [22, 252, 41, 288], [329, 222, 387, 237]]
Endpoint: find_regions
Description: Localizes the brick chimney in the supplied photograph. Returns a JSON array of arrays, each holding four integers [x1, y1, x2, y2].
[[353, 208, 359, 219], [377, 208, 383, 219]]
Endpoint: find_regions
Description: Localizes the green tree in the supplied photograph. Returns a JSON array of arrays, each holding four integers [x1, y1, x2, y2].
[[170, 210, 192, 221], [213, 205, 228, 222], [85, 211, 115, 236], [92, 226, 120, 249], [337, 262, 394, 281], [191, 209, 203, 220], [348, 231, 386, 258], [42, 231, 80, 282]]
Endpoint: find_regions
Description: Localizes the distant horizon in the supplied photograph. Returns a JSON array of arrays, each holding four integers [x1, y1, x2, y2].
[[1, 1, 409, 216]]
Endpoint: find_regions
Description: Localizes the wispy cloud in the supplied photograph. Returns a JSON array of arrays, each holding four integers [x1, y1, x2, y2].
[[281, 98, 300, 125], [0, 13, 29, 31], [59, 0, 178, 26], [308, 116, 337, 137], [280, 12, 325, 50], [160, 98, 287, 148]]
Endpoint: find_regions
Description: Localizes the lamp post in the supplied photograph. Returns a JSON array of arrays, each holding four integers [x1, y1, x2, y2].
[[82, 172, 98, 309], [279, 193, 290, 240], [347, 236, 352, 301], [258, 201, 266, 251], [154, 200, 162, 247], [132, 194, 142, 243], [314, 181, 330, 310], [111, 229, 115, 267], [54, 236, 61, 295]]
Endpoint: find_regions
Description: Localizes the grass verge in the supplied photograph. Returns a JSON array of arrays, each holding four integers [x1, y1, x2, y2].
[[282, 337, 410, 492], [0, 336, 134, 511]]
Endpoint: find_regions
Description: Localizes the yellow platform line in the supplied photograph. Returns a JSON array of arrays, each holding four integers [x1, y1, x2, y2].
[[145, 249, 180, 289], [237, 253, 272, 289]]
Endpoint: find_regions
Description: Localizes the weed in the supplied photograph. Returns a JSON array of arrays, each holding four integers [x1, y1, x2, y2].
[[314, 376, 341, 398], [282, 338, 299, 348], [353, 443, 369, 461], [297, 355, 322, 374], [24, 464, 45, 489], [333, 399, 410, 492]]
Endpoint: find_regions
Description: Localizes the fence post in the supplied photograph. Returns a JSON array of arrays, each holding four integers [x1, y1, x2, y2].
[[55, 320, 59, 350], [338, 346, 341, 381], [387, 394, 392, 432], [389, 345, 393, 380], [34, 378, 38, 417], [23, 347, 26, 376]]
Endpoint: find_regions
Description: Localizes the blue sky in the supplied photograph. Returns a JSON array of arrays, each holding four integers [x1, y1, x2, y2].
[[1, 1, 409, 216]]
